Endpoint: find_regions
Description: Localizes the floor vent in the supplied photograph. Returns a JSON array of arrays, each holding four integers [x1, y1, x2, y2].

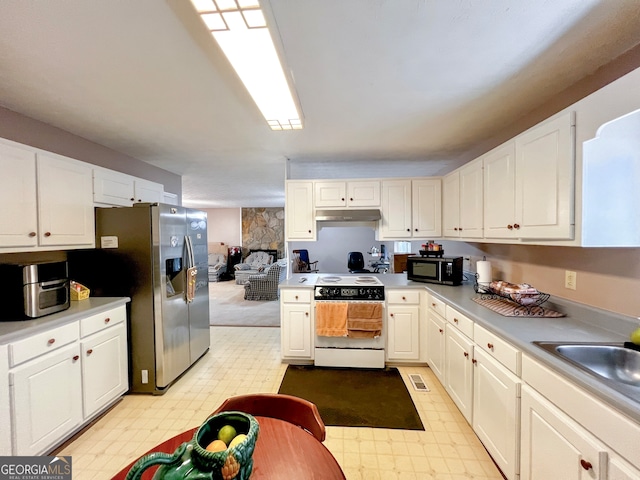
[[409, 374, 430, 392]]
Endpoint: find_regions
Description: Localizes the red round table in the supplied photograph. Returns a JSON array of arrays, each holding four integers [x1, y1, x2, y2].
[[111, 416, 346, 479]]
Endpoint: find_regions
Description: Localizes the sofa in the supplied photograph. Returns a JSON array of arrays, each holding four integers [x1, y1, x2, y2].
[[208, 253, 227, 282], [243, 260, 287, 301], [234, 251, 273, 284]]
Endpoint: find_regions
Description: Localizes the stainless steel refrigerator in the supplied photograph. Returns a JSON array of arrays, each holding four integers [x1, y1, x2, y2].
[[90, 203, 210, 394]]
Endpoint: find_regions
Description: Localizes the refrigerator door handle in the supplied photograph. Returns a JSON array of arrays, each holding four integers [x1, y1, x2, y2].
[[184, 236, 197, 303]]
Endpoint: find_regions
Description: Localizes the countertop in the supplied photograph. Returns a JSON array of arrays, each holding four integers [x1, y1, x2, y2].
[[0, 297, 130, 344], [280, 273, 640, 423]]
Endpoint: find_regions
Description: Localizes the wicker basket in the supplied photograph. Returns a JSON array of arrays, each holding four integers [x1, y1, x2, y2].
[[70, 281, 90, 301]]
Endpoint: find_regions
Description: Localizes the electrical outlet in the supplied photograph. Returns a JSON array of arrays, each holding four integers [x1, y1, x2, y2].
[[565, 270, 577, 290]]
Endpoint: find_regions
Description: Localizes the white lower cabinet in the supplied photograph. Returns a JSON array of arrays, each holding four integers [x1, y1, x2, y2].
[[387, 290, 420, 361], [425, 307, 446, 385], [280, 289, 313, 360], [444, 324, 474, 422], [520, 385, 606, 480], [608, 454, 640, 480], [10, 343, 83, 456], [6, 304, 129, 455], [81, 322, 128, 419], [473, 347, 521, 480]]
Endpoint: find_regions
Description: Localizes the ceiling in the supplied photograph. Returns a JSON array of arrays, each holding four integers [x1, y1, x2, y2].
[[1, 1, 640, 209]]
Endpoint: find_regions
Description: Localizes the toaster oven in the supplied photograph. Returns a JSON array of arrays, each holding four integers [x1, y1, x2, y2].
[[0, 260, 70, 319]]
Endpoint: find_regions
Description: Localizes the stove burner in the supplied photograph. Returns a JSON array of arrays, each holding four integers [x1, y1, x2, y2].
[[321, 276, 342, 283], [355, 276, 378, 284]]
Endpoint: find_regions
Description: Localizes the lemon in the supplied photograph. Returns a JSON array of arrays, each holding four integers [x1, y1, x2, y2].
[[206, 439, 227, 452], [229, 434, 247, 449], [218, 425, 237, 446], [630, 327, 640, 345]]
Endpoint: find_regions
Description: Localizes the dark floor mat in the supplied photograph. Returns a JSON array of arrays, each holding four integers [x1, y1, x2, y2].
[[278, 365, 425, 430]]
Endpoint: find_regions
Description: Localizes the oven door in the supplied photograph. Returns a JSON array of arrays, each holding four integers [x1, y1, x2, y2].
[[314, 300, 386, 368]]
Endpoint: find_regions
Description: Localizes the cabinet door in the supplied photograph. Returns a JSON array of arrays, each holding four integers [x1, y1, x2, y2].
[[0, 141, 38, 248], [93, 168, 135, 206], [134, 178, 164, 203], [483, 142, 517, 238], [315, 181, 346, 207], [520, 386, 606, 480], [442, 171, 460, 237], [445, 325, 473, 422], [387, 305, 419, 361], [286, 182, 315, 240], [37, 153, 95, 247], [81, 323, 128, 419], [425, 310, 446, 385], [473, 348, 521, 480], [515, 112, 575, 239], [281, 303, 312, 359], [347, 181, 380, 207], [380, 180, 412, 239], [412, 179, 441, 237], [459, 160, 483, 238], [609, 454, 640, 480], [11, 343, 82, 455]]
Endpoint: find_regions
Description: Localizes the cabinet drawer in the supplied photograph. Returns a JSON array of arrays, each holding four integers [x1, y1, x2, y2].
[[281, 289, 312, 303], [427, 295, 446, 317], [9, 322, 79, 367], [387, 290, 420, 304], [445, 305, 474, 339], [474, 323, 520, 375], [80, 306, 126, 338]]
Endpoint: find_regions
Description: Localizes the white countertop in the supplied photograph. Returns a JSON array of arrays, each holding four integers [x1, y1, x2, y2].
[[281, 273, 640, 423]]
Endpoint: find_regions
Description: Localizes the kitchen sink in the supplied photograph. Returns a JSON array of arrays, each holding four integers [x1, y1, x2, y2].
[[533, 341, 640, 403]]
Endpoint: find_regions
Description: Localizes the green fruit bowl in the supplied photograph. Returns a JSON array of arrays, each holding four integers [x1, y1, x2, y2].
[[125, 412, 259, 480]]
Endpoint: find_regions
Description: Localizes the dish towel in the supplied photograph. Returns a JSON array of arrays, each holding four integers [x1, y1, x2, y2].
[[347, 303, 383, 338], [316, 302, 349, 336]]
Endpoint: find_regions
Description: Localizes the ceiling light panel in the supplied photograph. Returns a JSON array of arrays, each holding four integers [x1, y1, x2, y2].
[[190, 0, 302, 130]]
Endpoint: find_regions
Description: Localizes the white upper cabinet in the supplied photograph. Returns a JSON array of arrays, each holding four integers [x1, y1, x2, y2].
[[37, 152, 95, 248], [0, 141, 38, 248], [411, 179, 442, 238], [379, 179, 413, 239], [286, 181, 315, 240], [93, 168, 164, 206], [483, 112, 575, 240], [379, 178, 441, 240], [0, 139, 95, 252], [483, 142, 517, 238], [444, 159, 483, 238], [514, 112, 575, 239], [314, 180, 380, 208], [93, 168, 135, 206], [133, 178, 164, 203]]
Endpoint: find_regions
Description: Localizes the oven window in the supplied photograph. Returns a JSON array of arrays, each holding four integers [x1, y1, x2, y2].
[[413, 262, 437, 278]]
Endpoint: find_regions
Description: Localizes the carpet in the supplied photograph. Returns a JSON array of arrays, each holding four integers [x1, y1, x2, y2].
[[278, 365, 425, 430], [209, 281, 280, 327]]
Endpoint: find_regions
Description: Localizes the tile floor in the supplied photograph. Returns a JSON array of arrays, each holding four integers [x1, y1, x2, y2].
[[58, 326, 504, 480]]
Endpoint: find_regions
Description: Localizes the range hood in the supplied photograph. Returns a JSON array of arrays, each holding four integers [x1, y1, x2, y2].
[[315, 209, 381, 222]]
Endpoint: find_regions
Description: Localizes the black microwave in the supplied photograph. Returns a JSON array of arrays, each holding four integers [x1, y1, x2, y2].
[[406, 256, 463, 286]]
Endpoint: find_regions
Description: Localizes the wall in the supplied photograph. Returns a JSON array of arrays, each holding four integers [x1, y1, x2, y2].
[[471, 244, 640, 319], [0, 106, 181, 196], [291, 227, 482, 275], [204, 208, 241, 247], [241, 208, 284, 259]]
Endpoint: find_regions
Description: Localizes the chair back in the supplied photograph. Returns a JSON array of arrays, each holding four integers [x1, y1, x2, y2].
[[297, 249, 311, 264], [347, 251, 365, 270], [293, 249, 317, 273], [212, 393, 326, 442]]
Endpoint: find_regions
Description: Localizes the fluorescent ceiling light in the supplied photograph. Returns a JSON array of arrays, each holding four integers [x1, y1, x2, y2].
[[190, 0, 303, 130]]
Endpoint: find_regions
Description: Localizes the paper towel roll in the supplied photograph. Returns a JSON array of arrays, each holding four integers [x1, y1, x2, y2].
[[476, 260, 492, 284]]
